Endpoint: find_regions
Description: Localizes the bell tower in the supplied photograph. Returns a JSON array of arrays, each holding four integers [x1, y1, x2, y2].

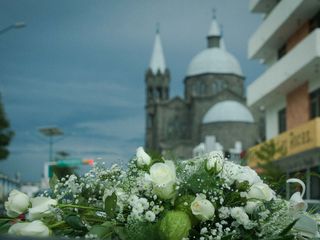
[[145, 26, 170, 150]]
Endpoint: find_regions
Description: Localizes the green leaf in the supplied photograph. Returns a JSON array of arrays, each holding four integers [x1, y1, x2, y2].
[[88, 222, 114, 239], [0, 220, 11, 234], [104, 192, 117, 218], [49, 173, 59, 190], [64, 214, 87, 230], [279, 218, 299, 236], [114, 226, 129, 240]]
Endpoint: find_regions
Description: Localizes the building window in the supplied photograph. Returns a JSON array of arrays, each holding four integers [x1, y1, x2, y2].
[[277, 44, 286, 59], [310, 166, 320, 199], [310, 10, 320, 32], [310, 88, 320, 119], [278, 108, 286, 133]]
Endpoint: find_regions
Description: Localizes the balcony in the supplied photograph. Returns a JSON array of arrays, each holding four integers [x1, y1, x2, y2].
[[249, 0, 279, 14], [248, 29, 320, 108], [248, 117, 320, 168], [248, 0, 320, 60]]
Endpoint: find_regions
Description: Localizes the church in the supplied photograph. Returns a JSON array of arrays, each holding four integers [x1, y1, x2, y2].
[[144, 17, 260, 159]]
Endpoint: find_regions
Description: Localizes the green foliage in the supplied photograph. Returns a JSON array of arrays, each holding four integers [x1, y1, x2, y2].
[[125, 221, 160, 240], [64, 214, 86, 231], [88, 221, 114, 239], [255, 140, 287, 195], [0, 95, 14, 160], [0, 219, 11, 234], [49, 173, 59, 190], [104, 192, 117, 219], [179, 164, 222, 195], [174, 195, 198, 225]]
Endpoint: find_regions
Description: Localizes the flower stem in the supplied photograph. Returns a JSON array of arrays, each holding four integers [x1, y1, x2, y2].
[[49, 221, 65, 229], [58, 204, 101, 211]]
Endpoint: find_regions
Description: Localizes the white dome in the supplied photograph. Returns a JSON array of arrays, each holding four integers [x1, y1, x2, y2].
[[186, 48, 243, 77], [202, 101, 254, 124]]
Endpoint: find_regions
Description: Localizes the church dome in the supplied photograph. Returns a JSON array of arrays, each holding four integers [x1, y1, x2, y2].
[[202, 100, 254, 124], [186, 48, 243, 77]]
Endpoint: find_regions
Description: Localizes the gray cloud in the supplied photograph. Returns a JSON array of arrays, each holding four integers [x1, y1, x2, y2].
[[0, 0, 264, 182]]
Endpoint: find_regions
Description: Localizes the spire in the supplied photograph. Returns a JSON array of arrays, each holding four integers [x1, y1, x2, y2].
[[207, 9, 221, 37], [207, 9, 222, 48], [149, 25, 166, 75]]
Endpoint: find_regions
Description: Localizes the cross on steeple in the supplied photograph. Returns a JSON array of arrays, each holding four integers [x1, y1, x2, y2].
[[212, 8, 216, 19]]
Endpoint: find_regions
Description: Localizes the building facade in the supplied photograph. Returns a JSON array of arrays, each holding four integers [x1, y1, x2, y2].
[[145, 17, 259, 159], [247, 0, 320, 201]]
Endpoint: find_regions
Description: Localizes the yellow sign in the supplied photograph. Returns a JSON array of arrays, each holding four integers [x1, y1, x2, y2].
[[248, 117, 320, 168]]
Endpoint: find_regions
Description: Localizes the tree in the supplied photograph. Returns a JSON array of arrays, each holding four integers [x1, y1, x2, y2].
[[0, 95, 14, 160], [52, 151, 77, 179], [254, 140, 287, 196]]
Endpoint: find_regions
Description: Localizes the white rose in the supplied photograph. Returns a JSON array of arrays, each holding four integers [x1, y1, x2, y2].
[[244, 201, 259, 214], [8, 220, 50, 237], [149, 161, 176, 199], [5, 189, 30, 217], [247, 183, 274, 201], [230, 207, 250, 227], [236, 166, 262, 185], [206, 151, 224, 172], [28, 197, 57, 220], [136, 146, 151, 167], [191, 194, 215, 221]]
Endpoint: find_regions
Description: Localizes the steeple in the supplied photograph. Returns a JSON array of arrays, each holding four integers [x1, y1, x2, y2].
[[149, 25, 166, 74], [207, 9, 222, 48]]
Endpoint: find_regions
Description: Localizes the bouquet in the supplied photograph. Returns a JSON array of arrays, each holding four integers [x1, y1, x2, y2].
[[1, 147, 319, 239]]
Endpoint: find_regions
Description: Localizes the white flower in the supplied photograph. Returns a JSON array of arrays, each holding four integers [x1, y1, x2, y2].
[[206, 151, 224, 172], [247, 183, 274, 201], [191, 194, 215, 221], [8, 220, 50, 237], [145, 210, 156, 222], [5, 190, 30, 217], [136, 146, 151, 167], [218, 207, 230, 219], [149, 160, 176, 199], [244, 201, 259, 214], [138, 198, 149, 210], [230, 207, 250, 227], [28, 197, 57, 220], [236, 166, 262, 185]]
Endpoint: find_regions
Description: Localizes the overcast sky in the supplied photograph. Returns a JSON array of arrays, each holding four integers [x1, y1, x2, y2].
[[0, 0, 264, 182]]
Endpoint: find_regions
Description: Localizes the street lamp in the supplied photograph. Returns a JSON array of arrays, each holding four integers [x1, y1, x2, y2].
[[0, 21, 26, 35], [38, 127, 63, 162]]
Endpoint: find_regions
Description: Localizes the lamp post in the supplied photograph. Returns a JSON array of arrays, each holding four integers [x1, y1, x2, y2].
[[38, 127, 63, 162], [0, 22, 26, 35]]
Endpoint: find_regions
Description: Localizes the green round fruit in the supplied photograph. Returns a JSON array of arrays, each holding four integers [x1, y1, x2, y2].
[[159, 210, 191, 240]]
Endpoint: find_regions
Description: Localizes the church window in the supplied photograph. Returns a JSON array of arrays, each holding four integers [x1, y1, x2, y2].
[[148, 87, 153, 99], [213, 80, 225, 94], [147, 114, 153, 128], [156, 87, 162, 99], [200, 83, 206, 95]]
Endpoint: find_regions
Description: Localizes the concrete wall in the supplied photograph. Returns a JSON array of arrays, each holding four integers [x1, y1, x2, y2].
[[201, 122, 258, 150], [265, 95, 286, 139]]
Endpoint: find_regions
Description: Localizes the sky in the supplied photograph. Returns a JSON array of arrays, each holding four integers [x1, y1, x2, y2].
[[0, 0, 265, 182]]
